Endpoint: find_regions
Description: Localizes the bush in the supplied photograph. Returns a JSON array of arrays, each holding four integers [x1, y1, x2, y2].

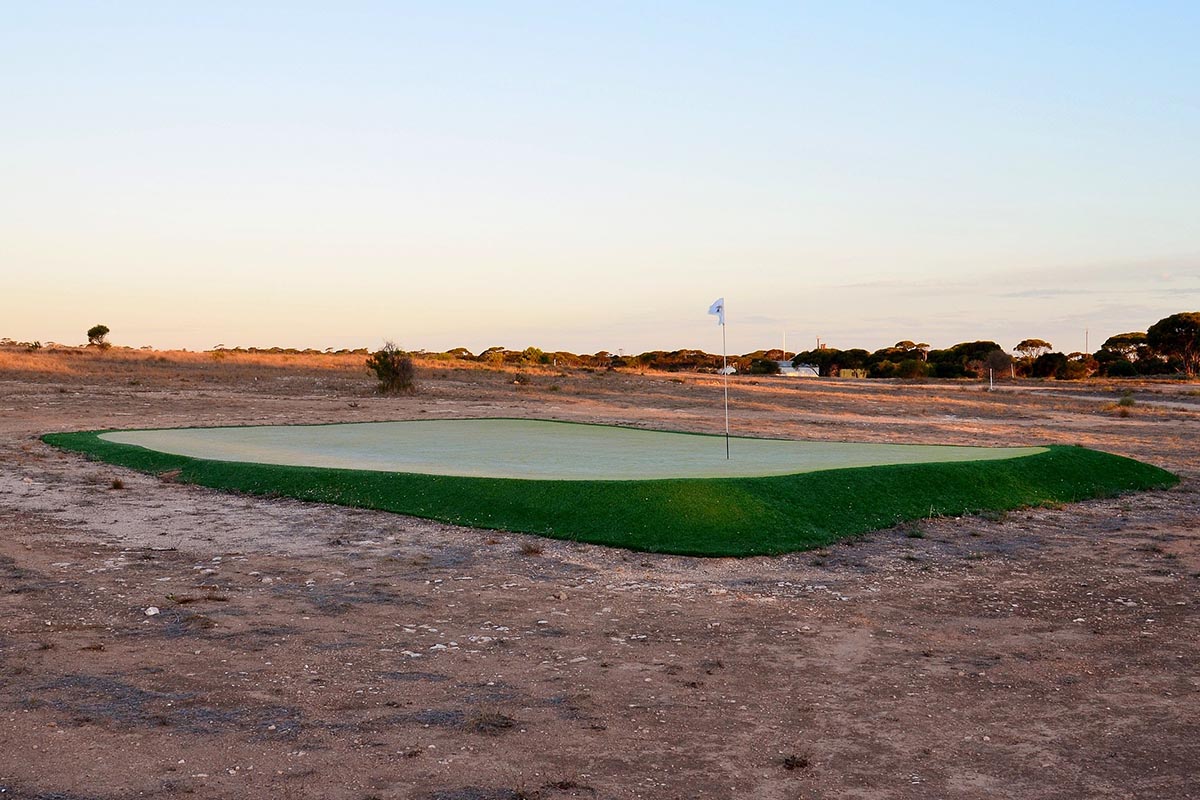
[[365, 342, 415, 394], [932, 362, 968, 379], [868, 360, 897, 378], [895, 359, 929, 379], [1105, 359, 1139, 377], [1059, 359, 1091, 380], [1031, 352, 1068, 378]]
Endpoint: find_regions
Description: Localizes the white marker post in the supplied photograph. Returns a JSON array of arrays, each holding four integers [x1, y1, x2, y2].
[[708, 297, 729, 459]]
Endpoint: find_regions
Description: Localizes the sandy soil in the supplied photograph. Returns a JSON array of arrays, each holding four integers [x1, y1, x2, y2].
[[1, 357, 1197, 799]]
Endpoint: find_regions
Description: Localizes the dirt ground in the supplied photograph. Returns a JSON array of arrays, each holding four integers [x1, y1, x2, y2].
[[1, 355, 1197, 799]]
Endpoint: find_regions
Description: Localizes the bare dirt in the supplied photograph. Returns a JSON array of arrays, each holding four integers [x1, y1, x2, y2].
[[1, 356, 1197, 799]]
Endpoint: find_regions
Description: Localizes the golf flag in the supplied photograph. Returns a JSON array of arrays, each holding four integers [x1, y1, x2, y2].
[[708, 297, 725, 326]]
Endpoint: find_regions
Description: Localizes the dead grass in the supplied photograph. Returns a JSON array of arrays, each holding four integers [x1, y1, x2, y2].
[[0, 345, 369, 382], [465, 709, 516, 735], [0, 345, 584, 397], [0, 349, 77, 375], [782, 754, 811, 771]]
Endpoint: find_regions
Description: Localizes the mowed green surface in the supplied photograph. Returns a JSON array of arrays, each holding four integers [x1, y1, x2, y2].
[[96, 419, 1046, 480], [44, 422, 1178, 557]]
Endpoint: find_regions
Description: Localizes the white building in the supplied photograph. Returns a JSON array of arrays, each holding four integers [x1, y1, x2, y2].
[[777, 361, 819, 377]]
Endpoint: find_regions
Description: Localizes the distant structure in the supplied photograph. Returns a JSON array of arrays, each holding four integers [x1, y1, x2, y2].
[[777, 361, 819, 377], [718, 365, 737, 375]]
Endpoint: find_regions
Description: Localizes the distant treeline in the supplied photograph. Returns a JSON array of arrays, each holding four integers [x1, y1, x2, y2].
[[411, 311, 1200, 380], [5, 311, 1197, 379], [790, 312, 1200, 379], [419, 346, 790, 375]]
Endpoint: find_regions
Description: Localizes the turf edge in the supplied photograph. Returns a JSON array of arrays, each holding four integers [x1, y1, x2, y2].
[[42, 431, 1179, 557]]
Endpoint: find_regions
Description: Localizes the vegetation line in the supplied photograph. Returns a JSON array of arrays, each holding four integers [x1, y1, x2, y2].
[[44, 432, 1178, 557]]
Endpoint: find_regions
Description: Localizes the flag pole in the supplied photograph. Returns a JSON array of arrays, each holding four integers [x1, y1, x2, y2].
[[722, 319, 729, 459], [707, 297, 730, 459]]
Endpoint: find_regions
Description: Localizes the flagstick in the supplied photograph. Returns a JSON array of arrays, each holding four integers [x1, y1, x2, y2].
[[722, 319, 729, 459]]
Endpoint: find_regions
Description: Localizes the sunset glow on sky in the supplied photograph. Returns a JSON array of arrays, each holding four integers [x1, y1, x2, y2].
[[4, 3, 1198, 355]]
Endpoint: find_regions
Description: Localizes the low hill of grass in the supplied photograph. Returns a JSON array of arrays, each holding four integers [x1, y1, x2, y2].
[[43, 431, 1178, 557]]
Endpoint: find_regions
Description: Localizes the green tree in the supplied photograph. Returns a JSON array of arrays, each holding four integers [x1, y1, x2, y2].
[[1147, 312, 1200, 375], [1105, 359, 1139, 377], [1031, 352, 1068, 378], [1014, 338, 1052, 364], [840, 349, 870, 371], [928, 341, 1003, 379], [86, 324, 110, 348], [521, 346, 550, 365], [1100, 332, 1148, 361], [478, 346, 507, 366], [748, 358, 781, 375], [985, 349, 1013, 377], [792, 348, 842, 377]]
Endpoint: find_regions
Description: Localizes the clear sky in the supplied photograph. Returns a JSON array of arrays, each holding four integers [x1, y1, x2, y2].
[[3, 2, 1198, 355]]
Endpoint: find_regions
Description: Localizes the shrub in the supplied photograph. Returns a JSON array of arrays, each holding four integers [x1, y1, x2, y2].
[[365, 342, 415, 394], [748, 358, 781, 375], [895, 358, 929, 379], [1059, 359, 1091, 380], [1105, 359, 1139, 377], [1031, 352, 1069, 378], [869, 360, 897, 378]]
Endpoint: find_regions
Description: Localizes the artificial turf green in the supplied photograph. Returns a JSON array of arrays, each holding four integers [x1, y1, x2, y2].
[[43, 430, 1178, 557]]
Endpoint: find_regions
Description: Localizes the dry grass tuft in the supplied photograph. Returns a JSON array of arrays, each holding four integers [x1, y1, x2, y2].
[[782, 753, 811, 771], [465, 709, 516, 735]]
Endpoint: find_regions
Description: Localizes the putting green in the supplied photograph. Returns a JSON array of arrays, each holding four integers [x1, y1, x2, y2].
[[97, 419, 1046, 480], [44, 421, 1177, 556]]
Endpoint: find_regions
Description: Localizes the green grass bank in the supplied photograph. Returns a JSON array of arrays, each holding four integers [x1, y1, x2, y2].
[[43, 430, 1178, 557]]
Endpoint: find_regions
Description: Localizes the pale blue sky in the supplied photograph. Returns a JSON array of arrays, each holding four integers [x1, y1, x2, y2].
[[3, 2, 1198, 354]]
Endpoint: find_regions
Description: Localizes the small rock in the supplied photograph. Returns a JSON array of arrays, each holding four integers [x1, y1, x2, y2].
[[145, 606, 160, 616]]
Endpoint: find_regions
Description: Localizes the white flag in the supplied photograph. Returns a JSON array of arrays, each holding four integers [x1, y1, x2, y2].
[[707, 297, 725, 326]]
